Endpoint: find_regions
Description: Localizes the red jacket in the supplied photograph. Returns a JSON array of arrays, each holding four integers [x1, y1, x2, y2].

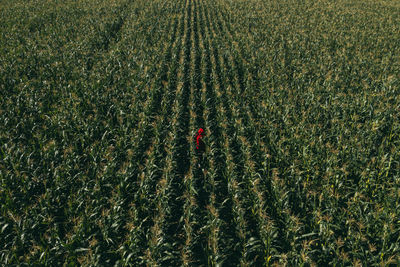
[[195, 128, 205, 154]]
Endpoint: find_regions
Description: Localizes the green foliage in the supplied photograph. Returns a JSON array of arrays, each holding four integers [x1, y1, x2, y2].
[[1, 0, 399, 265]]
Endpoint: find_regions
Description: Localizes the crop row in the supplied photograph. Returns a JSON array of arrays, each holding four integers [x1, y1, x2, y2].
[[1, 0, 399, 265], [215, 0, 400, 264]]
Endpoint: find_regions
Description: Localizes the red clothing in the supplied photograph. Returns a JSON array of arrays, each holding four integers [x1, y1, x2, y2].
[[195, 128, 205, 154]]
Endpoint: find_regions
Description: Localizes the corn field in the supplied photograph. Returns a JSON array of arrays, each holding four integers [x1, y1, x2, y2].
[[1, 0, 400, 265]]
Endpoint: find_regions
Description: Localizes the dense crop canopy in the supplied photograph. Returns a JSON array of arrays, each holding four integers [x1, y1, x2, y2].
[[0, 0, 399, 265]]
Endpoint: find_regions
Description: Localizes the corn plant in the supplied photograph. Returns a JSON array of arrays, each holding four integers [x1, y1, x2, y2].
[[1, 0, 399, 265]]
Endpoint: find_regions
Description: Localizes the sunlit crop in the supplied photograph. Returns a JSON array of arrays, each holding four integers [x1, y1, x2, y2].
[[1, 0, 399, 265]]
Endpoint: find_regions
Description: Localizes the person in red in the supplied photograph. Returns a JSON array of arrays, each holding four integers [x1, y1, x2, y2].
[[195, 128, 206, 156]]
